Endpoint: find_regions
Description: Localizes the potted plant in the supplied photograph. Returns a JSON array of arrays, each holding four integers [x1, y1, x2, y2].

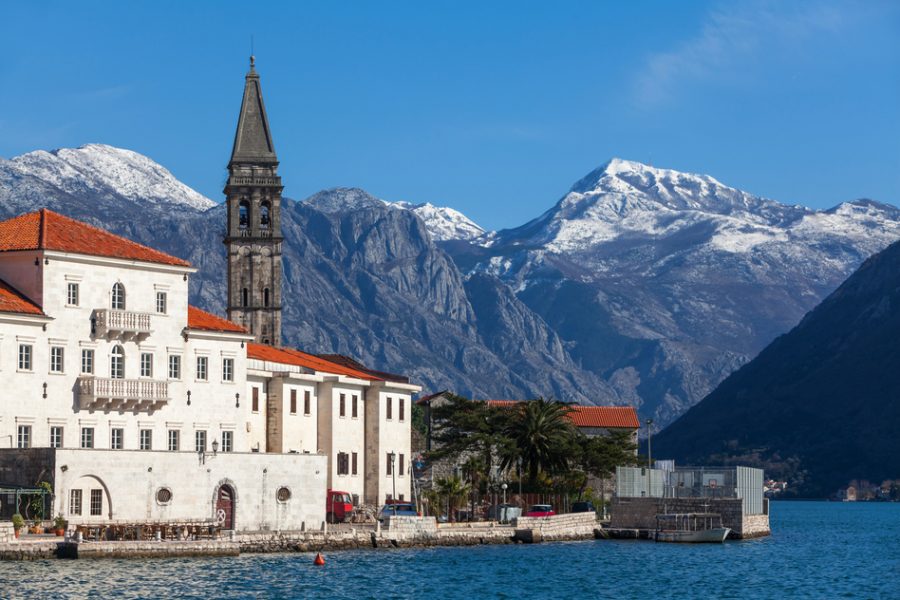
[[53, 514, 67, 537], [11, 513, 24, 539], [29, 519, 43, 535]]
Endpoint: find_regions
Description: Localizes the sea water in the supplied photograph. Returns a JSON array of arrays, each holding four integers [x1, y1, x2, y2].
[[1, 502, 898, 599]]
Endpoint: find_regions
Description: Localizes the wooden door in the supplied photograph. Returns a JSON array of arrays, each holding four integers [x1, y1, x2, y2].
[[216, 485, 235, 530]]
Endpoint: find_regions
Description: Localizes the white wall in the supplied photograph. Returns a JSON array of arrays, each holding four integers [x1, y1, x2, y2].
[[53, 448, 327, 531]]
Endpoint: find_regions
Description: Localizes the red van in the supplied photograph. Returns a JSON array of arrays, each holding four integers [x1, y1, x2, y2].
[[327, 489, 354, 523]]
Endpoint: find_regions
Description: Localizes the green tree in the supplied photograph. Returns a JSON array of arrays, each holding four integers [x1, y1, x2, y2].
[[501, 398, 575, 483], [435, 475, 470, 522], [575, 429, 638, 500]]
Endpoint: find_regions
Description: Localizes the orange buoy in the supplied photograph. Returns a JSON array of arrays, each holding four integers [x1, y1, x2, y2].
[[313, 552, 326, 566]]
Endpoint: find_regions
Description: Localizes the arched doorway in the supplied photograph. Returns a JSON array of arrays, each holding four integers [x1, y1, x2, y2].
[[215, 484, 235, 530]]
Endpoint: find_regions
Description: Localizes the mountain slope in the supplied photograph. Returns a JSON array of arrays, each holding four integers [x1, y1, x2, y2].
[[445, 158, 900, 427], [652, 239, 900, 496], [0, 149, 610, 405]]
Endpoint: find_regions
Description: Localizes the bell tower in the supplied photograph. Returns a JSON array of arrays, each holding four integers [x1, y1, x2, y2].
[[224, 56, 283, 346]]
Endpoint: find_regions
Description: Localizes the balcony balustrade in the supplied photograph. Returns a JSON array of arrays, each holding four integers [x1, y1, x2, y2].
[[93, 309, 153, 342], [77, 377, 169, 412]]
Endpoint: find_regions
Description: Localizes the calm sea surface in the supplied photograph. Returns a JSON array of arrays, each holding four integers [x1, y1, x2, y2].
[[1, 502, 898, 599]]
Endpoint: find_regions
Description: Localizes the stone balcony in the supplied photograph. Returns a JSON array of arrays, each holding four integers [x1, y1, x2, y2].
[[93, 309, 153, 342], [77, 377, 169, 412]]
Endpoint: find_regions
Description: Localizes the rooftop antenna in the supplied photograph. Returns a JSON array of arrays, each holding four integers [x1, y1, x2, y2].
[[250, 35, 255, 70]]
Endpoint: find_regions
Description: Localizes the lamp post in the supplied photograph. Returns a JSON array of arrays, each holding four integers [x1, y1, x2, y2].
[[501, 483, 507, 505], [389, 451, 397, 502], [646, 418, 653, 468], [212, 439, 219, 456]]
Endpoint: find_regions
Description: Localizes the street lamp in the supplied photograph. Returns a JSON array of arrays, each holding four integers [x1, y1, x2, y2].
[[501, 483, 508, 505], [646, 418, 653, 469], [389, 451, 397, 502], [212, 439, 219, 456]]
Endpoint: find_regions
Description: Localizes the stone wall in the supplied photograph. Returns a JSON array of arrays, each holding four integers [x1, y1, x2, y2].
[[610, 497, 770, 538], [512, 512, 598, 542], [0, 522, 13, 543]]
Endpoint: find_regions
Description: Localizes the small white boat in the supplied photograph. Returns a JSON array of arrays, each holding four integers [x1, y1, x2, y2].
[[654, 513, 731, 543]]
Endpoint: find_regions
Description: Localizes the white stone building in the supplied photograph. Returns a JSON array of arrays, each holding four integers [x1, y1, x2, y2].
[[0, 208, 418, 531]]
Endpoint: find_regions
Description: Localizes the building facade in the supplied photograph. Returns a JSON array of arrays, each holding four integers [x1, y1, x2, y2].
[[0, 61, 419, 530]]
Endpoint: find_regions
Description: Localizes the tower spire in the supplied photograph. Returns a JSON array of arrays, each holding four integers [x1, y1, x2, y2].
[[223, 60, 284, 347]]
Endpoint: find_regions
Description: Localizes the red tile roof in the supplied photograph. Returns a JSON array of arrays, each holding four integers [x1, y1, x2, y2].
[[568, 405, 640, 429], [0, 209, 191, 267], [0, 279, 44, 315], [483, 400, 640, 429], [187, 306, 248, 333], [247, 343, 381, 381]]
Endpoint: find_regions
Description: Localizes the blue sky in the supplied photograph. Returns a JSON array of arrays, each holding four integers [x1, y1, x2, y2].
[[1, 0, 897, 230]]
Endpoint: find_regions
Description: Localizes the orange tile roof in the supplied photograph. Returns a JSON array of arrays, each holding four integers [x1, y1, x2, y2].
[[567, 406, 640, 429], [247, 343, 381, 381], [187, 306, 248, 333], [0, 209, 191, 267], [483, 400, 640, 429], [0, 279, 44, 316]]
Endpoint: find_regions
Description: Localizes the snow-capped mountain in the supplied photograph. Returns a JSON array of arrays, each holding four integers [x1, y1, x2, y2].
[[304, 187, 485, 242], [443, 158, 900, 427], [0, 144, 215, 213], [2, 144, 898, 429], [391, 201, 485, 242]]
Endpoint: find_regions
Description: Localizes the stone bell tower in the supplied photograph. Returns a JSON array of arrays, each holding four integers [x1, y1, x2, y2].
[[224, 56, 283, 346]]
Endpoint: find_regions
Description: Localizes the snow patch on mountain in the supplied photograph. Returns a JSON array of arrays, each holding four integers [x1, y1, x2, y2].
[[391, 201, 485, 241], [4, 144, 216, 210]]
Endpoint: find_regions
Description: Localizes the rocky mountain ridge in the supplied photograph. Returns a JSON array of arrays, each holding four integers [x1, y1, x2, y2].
[[2, 144, 898, 428]]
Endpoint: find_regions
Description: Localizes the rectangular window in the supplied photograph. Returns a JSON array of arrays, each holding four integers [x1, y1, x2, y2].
[[140, 429, 152, 451], [386, 397, 393, 420], [156, 291, 167, 314], [50, 346, 64, 373], [352, 395, 358, 418], [18, 344, 32, 371], [386, 453, 392, 476], [221, 431, 233, 453], [351, 452, 358, 476], [195, 430, 207, 453], [140, 353, 153, 378], [17, 425, 31, 449], [223, 358, 234, 382], [339, 393, 346, 417], [399, 453, 405, 476], [50, 426, 63, 448], [290, 389, 297, 415], [399, 494, 405, 502], [69, 489, 82, 516], [168, 429, 179, 451], [337, 452, 349, 475], [168, 355, 181, 380], [90, 489, 103, 516], [81, 349, 94, 374], [400, 398, 405, 422], [252, 387, 259, 412], [111, 428, 123, 450], [81, 427, 94, 449], [304, 390, 311, 415], [196, 356, 208, 381], [67, 282, 79, 306]]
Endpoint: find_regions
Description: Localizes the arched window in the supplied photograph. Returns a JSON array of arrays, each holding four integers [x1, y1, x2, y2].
[[110, 345, 125, 379], [263, 287, 270, 307], [260, 202, 271, 229], [239, 200, 250, 229], [241, 288, 249, 307], [111, 283, 125, 310]]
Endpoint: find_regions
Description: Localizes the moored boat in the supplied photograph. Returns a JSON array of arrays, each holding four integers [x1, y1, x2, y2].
[[654, 512, 731, 543]]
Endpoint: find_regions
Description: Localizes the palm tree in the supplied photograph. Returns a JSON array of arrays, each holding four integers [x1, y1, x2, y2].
[[435, 475, 470, 522], [502, 398, 575, 483]]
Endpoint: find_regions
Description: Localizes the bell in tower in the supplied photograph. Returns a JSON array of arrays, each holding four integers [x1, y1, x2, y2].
[[223, 56, 283, 346]]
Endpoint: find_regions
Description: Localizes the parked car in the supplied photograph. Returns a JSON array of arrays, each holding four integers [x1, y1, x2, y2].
[[326, 489, 354, 524], [572, 501, 596, 514], [378, 503, 419, 521], [524, 504, 555, 517]]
